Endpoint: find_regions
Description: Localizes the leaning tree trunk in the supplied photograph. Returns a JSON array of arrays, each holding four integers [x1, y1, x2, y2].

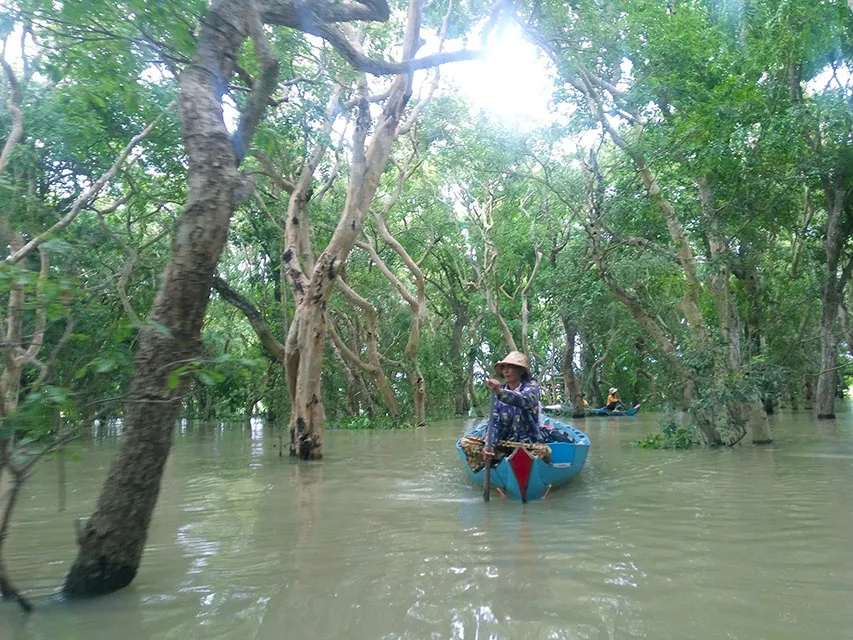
[[63, 1, 264, 596]]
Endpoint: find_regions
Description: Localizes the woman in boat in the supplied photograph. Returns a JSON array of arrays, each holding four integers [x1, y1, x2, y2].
[[605, 387, 624, 412], [482, 350, 543, 459]]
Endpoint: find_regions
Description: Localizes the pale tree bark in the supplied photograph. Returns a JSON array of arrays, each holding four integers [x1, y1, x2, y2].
[[330, 280, 399, 416], [466, 314, 485, 415], [364, 156, 429, 424], [450, 302, 469, 415], [329, 334, 360, 416], [282, 0, 471, 455], [0, 58, 24, 176], [334, 2, 452, 425], [576, 73, 705, 340], [520, 244, 541, 356], [585, 216, 711, 438], [432, 251, 476, 414], [354, 235, 426, 424], [518, 193, 543, 355], [468, 186, 518, 352], [328, 317, 376, 416]]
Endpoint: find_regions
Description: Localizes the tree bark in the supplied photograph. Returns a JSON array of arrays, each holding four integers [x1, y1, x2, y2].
[[699, 177, 772, 443], [450, 303, 469, 415], [326, 297, 397, 415], [283, 0, 431, 456], [370, 164, 428, 425], [815, 188, 850, 419], [560, 318, 585, 418], [64, 0, 265, 597]]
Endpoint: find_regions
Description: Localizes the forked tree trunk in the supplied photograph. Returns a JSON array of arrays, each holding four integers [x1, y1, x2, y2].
[[284, 0, 430, 456], [63, 1, 262, 596]]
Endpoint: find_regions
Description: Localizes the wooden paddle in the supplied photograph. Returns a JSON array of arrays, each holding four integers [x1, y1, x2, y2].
[[483, 393, 497, 502]]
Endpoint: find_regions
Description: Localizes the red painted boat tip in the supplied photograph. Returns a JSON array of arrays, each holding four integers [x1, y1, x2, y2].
[[508, 447, 535, 502]]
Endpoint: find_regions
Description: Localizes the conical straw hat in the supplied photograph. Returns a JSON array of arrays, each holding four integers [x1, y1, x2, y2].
[[494, 351, 530, 376]]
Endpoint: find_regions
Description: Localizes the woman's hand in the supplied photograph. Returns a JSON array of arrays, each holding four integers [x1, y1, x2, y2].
[[482, 446, 494, 459], [485, 378, 502, 392]]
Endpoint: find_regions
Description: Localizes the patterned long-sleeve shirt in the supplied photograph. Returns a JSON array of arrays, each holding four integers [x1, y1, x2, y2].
[[486, 380, 542, 446]]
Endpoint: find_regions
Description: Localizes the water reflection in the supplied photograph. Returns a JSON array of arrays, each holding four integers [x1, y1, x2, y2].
[[4, 411, 853, 639]]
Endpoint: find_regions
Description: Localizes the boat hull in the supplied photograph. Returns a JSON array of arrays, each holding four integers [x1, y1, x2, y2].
[[584, 404, 640, 417], [456, 416, 590, 502]]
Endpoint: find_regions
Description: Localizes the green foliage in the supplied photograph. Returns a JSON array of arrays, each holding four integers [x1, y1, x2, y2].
[[0, 0, 849, 438], [634, 412, 702, 450], [333, 415, 412, 430]]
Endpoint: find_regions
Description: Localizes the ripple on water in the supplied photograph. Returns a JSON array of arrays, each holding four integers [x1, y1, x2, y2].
[[4, 412, 853, 640]]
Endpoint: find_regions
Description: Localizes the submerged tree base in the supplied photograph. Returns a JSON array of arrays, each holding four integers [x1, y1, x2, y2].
[[634, 425, 702, 450]]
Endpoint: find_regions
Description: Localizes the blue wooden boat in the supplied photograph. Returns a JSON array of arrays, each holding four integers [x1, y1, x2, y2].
[[456, 416, 590, 502], [584, 404, 640, 417]]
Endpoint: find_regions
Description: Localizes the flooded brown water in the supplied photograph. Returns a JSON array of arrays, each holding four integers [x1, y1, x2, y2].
[[3, 410, 853, 639]]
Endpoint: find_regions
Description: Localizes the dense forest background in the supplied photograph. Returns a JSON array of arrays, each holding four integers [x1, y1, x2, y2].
[[0, 0, 850, 440], [0, 0, 851, 605]]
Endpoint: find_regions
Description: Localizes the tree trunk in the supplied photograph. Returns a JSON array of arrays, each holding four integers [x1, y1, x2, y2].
[[284, 0, 428, 455], [560, 317, 585, 418], [815, 296, 840, 418], [815, 190, 849, 419], [466, 314, 484, 415], [63, 1, 261, 596], [286, 297, 328, 459], [450, 305, 469, 415], [699, 178, 772, 444], [330, 337, 359, 416], [404, 317, 426, 425]]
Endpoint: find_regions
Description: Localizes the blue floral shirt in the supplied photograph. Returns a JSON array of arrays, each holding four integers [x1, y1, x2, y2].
[[486, 380, 542, 445]]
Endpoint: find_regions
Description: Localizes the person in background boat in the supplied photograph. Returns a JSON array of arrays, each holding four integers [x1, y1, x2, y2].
[[605, 387, 624, 412], [483, 351, 542, 459], [580, 393, 590, 408]]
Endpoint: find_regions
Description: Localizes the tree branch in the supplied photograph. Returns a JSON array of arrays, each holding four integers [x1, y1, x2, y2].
[[233, 2, 281, 163], [0, 56, 23, 176], [212, 276, 286, 362], [6, 106, 172, 264]]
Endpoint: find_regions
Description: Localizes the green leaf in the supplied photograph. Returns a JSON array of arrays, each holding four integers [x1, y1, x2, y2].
[[166, 368, 184, 390]]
